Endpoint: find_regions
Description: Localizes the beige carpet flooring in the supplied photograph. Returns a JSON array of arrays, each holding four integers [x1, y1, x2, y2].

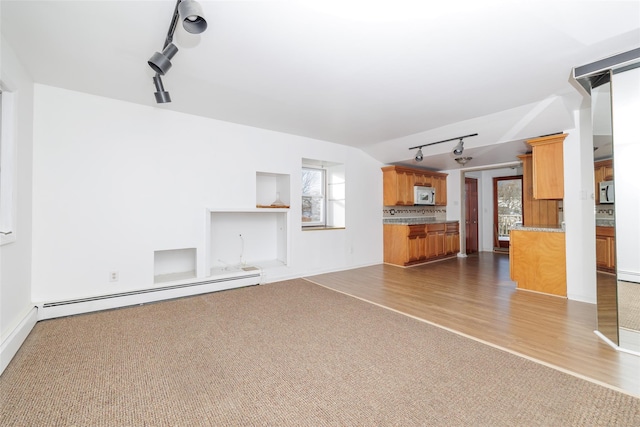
[[1, 279, 639, 426], [619, 280, 640, 331]]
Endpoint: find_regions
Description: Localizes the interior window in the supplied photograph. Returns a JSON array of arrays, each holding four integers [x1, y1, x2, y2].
[[302, 166, 326, 227], [302, 159, 345, 230]]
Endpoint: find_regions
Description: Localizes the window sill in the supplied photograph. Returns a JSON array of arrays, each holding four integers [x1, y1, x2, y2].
[[302, 226, 346, 231]]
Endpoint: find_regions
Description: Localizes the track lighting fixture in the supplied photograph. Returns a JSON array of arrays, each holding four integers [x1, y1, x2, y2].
[[452, 139, 464, 156], [147, 0, 208, 103], [409, 133, 478, 162], [179, 0, 208, 34], [455, 156, 472, 166], [148, 43, 179, 75], [153, 75, 171, 104]]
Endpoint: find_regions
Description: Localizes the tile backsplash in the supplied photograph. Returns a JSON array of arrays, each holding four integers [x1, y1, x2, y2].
[[383, 206, 446, 221], [595, 204, 615, 220]]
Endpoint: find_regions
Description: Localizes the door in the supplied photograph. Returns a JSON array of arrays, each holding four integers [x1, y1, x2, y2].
[[465, 177, 479, 254], [493, 176, 523, 251]]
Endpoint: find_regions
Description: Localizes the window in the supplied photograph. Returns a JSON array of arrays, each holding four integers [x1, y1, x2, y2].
[[302, 159, 345, 230], [302, 167, 326, 226]]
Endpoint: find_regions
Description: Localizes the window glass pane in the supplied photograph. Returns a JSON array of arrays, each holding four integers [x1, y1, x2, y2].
[[496, 179, 522, 239], [302, 168, 324, 196], [302, 168, 325, 226], [302, 196, 325, 224]]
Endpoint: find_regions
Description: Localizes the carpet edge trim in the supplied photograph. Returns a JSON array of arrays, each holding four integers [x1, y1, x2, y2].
[[302, 277, 640, 400]]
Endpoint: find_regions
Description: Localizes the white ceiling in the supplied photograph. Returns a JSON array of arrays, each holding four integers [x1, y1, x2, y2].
[[2, 0, 639, 170]]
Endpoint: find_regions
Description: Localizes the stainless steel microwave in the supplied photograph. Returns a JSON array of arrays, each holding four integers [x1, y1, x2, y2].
[[414, 186, 435, 205], [599, 180, 614, 204]]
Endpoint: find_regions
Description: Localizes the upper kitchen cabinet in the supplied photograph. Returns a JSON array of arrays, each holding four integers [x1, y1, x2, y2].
[[431, 175, 447, 206], [382, 166, 448, 206], [526, 133, 567, 200], [382, 166, 414, 205], [517, 154, 559, 226]]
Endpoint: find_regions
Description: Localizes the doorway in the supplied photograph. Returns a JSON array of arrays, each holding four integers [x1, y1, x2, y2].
[[493, 176, 523, 252], [465, 177, 478, 254]]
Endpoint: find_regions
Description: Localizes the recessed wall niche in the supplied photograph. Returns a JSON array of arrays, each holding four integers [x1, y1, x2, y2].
[[256, 172, 290, 208], [153, 248, 197, 284], [209, 210, 288, 274]]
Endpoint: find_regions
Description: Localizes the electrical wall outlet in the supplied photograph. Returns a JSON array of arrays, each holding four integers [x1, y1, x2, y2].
[[109, 271, 119, 282]]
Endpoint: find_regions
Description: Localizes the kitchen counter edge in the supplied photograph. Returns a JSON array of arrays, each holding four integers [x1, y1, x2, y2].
[[383, 218, 459, 225]]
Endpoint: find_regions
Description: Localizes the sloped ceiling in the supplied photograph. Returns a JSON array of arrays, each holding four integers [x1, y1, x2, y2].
[[1, 0, 639, 169]]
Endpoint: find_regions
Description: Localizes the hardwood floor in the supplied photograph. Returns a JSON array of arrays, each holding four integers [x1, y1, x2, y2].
[[305, 252, 640, 397]]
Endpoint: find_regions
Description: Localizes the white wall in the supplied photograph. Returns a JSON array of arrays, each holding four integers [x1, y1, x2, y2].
[[0, 36, 36, 371], [612, 67, 640, 283], [31, 85, 383, 303], [563, 116, 597, 303]]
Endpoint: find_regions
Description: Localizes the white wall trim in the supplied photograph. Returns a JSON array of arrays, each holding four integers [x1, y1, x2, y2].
[[0, 306, 37, 375], [37, 271, 263, 321], [594, 330, 640, 357], [618, 271, 640, 284]]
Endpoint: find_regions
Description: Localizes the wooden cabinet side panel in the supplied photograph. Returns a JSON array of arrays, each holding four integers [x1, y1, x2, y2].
[[510, 230, 566, 297], [384, 225, 408, 266], [541, 200, 559, 226], [519, 154, 534, 225], [382, 169, 399, 206]]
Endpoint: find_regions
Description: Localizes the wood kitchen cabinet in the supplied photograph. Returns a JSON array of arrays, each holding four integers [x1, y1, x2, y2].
[[526, 133, 567, 200], [384, 222, 459, 266], [431, 175, 447, 206], [595, 226, 616, 273], [517, 154, 559, 226], [407, 225, 428, 263], [426, 223, 445, 259], [445, 222, 460, 254], [384, 224, 419, 266], [594, 159, 614, 205], [510, 229, 566, 297], [382, 167, 414, 206], [382, 166, 448, 206]]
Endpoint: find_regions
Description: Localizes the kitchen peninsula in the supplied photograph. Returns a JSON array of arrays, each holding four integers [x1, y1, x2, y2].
[[509, 133, 568, 297], [510, 224, 566, 297]]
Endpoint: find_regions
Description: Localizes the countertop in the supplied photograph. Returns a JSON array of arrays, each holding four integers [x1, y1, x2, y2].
[[511, 224, 565, 233], [383, 218, 458, 225]]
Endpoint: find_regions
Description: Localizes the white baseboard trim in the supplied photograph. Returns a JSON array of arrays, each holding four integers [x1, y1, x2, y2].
[[1, 306, 38, 376], [617, 271, 640, 284], [594, 330, 640, 357], [37, 271, 262, 321]]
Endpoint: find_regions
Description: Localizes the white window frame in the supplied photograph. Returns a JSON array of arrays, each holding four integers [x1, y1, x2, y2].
[[302, 159, 345, 230], [302, 166, 327, 227]]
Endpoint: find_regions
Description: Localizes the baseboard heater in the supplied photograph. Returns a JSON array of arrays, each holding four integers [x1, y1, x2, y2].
[[37, 270, 262, 321]]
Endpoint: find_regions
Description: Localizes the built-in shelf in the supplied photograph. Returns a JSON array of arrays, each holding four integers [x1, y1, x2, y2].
[[256, 172, 290, 208], [208, 209, 289, 275], [153, 248, 197, 284]]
